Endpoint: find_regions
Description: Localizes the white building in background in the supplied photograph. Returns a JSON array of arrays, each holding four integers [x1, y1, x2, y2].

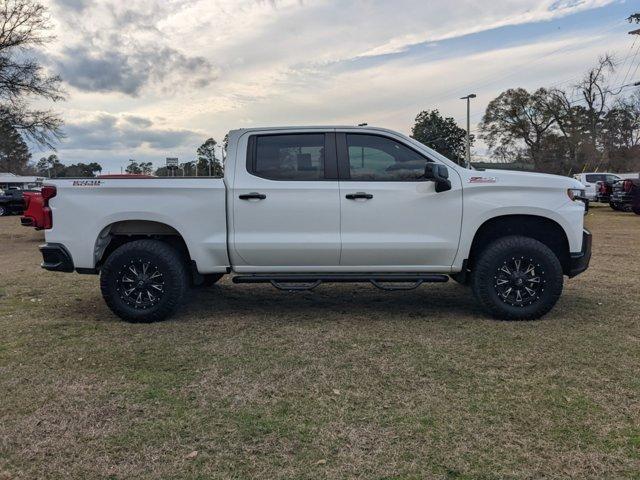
[[0, 172, 46, 191]]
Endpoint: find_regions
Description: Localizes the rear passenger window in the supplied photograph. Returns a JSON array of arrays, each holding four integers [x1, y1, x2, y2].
[[585, 174, 604, 183], [346, 134, 429, 181], [251, 134, 325, 180]]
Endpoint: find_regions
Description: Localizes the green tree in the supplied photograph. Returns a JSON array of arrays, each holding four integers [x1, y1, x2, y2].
[[410, 109, 471, 164], [59, 162, 102, 177], [124, 160, 152, 175], [139, 162, 153, 175], [35, 154, 64, 177], [479, 88, 556, 170], [180, 161, 195, 176], [197, 138, 223, 176], [125, 160, 142, 174], [0, 117, 31, 173]]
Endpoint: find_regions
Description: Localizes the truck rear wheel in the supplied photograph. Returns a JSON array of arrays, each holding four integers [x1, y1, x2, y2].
[[471, 236, 563, 321], [100, 239, 188, 323]]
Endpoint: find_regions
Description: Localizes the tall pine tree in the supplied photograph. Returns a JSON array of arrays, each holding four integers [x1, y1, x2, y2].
[[0, 119, 31, 173]]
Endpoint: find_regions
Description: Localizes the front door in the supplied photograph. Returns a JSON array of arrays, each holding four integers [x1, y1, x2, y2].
[[337, 132, 463, 270], [231, 131, 341, 269]]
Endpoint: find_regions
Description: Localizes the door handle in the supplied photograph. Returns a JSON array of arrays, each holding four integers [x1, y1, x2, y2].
[[239, 192, 267, 200], [345, 192, 373, 200]]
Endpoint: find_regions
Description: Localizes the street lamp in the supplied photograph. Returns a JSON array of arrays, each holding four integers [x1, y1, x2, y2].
[[460, 94, 476, 168]]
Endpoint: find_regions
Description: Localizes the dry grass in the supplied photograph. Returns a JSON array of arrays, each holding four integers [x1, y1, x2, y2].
[[0, 205, 639, 479]]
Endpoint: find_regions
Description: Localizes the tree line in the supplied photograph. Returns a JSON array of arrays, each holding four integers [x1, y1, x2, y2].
[[25, 135, 226, 178], [411, 54, 640, 175], [479, 55, 640, 175]]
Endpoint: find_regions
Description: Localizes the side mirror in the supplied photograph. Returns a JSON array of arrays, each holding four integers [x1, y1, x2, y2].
[[424, 163, 451, 193]]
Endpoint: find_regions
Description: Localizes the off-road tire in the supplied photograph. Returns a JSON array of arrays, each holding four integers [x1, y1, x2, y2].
[[100, 239, 188, 323], [471, 236, 563, 321]]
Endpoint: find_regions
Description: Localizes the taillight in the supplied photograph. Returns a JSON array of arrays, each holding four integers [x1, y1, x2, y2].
[[41, 186, 57, 229], [623, 180, 633, 193]]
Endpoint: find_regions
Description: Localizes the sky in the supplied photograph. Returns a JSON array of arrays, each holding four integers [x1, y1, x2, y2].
[[32, 0, 640, 172]]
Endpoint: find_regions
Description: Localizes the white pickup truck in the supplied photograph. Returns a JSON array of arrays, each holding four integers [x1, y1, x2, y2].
[[39, 126, 591, 322]]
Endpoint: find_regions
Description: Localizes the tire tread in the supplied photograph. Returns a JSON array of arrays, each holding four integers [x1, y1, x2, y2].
[[471, 235, 563, 321], [100, 239, 188, 323]]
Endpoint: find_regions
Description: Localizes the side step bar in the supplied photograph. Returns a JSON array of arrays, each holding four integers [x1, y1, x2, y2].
[[232, 273, 449, 292]]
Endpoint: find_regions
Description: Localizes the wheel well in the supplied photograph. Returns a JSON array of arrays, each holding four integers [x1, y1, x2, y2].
[[95, 220, 192, 269], [467, 215, 571, 276]]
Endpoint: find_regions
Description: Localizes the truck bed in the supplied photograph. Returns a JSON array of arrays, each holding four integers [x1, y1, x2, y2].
[[45, 177, 229, 273]]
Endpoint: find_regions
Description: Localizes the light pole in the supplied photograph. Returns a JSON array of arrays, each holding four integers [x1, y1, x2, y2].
[[460, 94, 476, 168]]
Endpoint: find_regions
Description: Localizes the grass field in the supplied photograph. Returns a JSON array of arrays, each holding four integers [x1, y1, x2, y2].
[[1, 206, 639, 479]]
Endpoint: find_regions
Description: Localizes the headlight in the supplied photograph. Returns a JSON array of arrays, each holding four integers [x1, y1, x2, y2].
[[567, 188, 585, 200]]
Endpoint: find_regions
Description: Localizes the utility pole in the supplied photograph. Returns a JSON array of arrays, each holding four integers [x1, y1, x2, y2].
[[460, 94, 476, 168]]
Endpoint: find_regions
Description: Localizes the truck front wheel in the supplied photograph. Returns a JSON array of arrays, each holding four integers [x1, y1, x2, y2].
[[471, 236, 563, 320], [100, 239, 188, 323]]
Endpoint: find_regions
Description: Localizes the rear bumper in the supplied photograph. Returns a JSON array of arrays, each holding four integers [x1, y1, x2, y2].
[[568, 229, 592, 278], [39, 243, 74, 273], [611, 192, 632, 204]]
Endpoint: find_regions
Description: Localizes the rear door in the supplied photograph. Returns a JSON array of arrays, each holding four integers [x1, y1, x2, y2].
[[231, 131, 341, 269], [337, 132, 463, 270]]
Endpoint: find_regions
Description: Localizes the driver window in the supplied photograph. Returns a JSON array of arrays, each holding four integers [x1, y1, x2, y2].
[[346, 134, 429, 181]]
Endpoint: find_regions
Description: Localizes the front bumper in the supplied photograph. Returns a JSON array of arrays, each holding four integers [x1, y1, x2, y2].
[[568, 229, 592, 278], [39, 243, 74, 272]]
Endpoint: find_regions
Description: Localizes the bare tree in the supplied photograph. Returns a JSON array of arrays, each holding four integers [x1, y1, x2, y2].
[[0, 0, 64, 148], [576, 55, 614, 147]]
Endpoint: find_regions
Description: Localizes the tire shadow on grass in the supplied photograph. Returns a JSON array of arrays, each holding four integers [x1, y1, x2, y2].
[[180, 282, 489, 324]]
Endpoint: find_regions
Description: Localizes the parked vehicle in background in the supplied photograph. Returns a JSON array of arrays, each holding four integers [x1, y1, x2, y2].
[[0, 188, 26, 216], [616, 173, 640, 180], [596, 179, 615, 203], [610, 179, 640, 214], [21, 191, 45, 229], [38, 126, 591, 323], [0, 173, 45, 191], [573, 172, 621, 201]]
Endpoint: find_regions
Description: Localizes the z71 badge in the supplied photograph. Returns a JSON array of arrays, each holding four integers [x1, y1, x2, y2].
[[72, 180, 102, 187], [469, 176, 497, 184]]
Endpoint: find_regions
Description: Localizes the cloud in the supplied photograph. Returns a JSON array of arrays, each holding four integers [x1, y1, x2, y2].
[[60, 112, 201, 151], [53, 0, 86, 12], [49, 0, 215, 95], [54, 44, 213, 96]]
